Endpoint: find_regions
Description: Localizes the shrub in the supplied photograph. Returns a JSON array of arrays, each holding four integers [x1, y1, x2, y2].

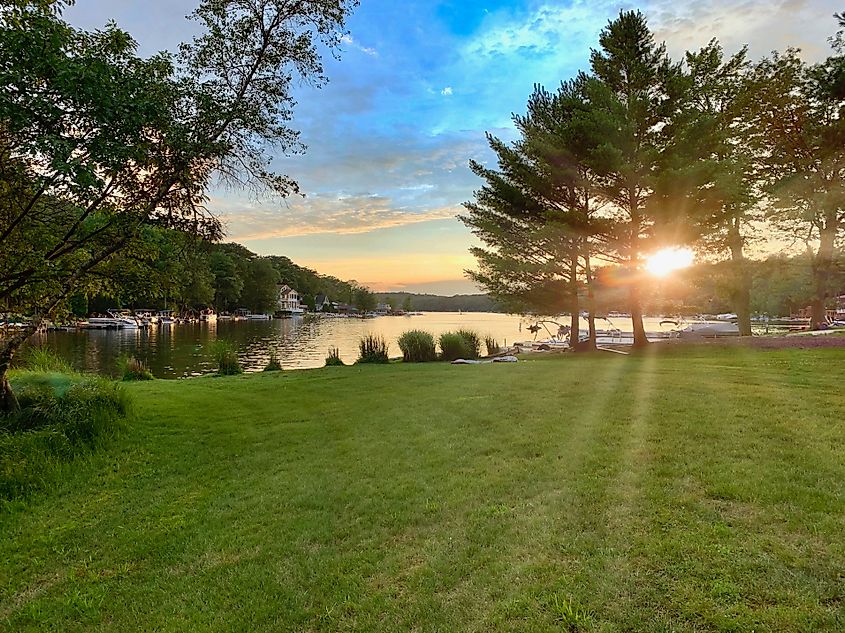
[[439, 330, 481, 361], [21, 346, 73, 373], [325, 347, 345, 366], [397, 330, 437, 362], [439, 332, 472, 361], [209, 339, 243, 375], [263, 350, 283, 372], [356, 335, 389, 364], [456, 329, 481, 358], [1, 373, 131, 501], [484, 336, 501, 356], [118, 354, 154, 381]]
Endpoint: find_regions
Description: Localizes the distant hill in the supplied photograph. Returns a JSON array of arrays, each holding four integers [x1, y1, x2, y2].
[[376, 292, 502, 312]]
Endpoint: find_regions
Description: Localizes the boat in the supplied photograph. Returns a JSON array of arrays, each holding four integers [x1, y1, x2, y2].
[[247, 313, 271, 320], [158, 310, 175, 326], [85, 309, 139, 329], [677, 320, 740, 338], [199, 308, 217, 323], [134, 309, 158, 325]]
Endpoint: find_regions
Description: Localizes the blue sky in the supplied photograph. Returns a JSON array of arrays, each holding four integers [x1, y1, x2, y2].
[[66, 0, 840, 294]]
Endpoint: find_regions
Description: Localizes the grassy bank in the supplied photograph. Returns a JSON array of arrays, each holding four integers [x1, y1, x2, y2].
[[1, 346, 844, 631]]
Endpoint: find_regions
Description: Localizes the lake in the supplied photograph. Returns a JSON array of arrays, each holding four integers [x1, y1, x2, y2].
[[24, 312, 678, 378]]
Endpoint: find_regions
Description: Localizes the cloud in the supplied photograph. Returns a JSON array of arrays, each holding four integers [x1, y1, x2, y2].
[[215, 193, 459, 240], [340, 33, 378, 57], [441, 86, 453, 95]]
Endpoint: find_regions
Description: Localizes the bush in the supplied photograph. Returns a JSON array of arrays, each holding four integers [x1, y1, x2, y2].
[[118, 354, 154, 381], [439, 330, 481, 361], [456, 329, 481, 358], [209, 339, 243, 375], [263, 350, 283, 372], [397, 330, 437, 362], [1, 373, 131, 501], [325, 347, 345, 366], [356, 335, 389, 364], [439, 332, 471, 361], [21, 346, 73, 373], [484, 336, 501, 356]]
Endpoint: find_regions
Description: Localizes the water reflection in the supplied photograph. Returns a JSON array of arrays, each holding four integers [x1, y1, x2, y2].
[[27, 313, 529, 379]]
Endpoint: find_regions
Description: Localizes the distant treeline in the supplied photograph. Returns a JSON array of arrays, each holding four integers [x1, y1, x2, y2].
[[376, 292, 503, 313], [56, 227, 366, 316]]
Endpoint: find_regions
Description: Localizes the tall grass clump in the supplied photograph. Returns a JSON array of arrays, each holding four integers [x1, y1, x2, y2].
[[439, 332, 472, 361], [263, 350, 283, 372], [439, 330, 481, 361], [117, 354, 154, 381], [325, 347, 345, 366], [209, 339, 243, 375], [484, 335, 501, 356], [22, 346, 73, 373], [456, 329, 481, 358], [356, 335, 389, 364], [1, 373, 131, 502], [397, 330, 437, 362]]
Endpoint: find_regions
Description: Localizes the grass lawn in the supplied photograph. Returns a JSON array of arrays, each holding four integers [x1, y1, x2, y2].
[[1, 346, 844, 631]]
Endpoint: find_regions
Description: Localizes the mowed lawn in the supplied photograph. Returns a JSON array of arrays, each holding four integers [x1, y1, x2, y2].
[[1, 347, 844, 632]]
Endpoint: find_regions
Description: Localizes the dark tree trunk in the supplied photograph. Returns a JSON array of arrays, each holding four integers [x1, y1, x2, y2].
[[569, 250, 580, 348], [0, 321, 40, 413], [630, 284, 648, 348], [727, 221, 753, 337], [810, 222, 836, 330], [583, 248, 597, 351]]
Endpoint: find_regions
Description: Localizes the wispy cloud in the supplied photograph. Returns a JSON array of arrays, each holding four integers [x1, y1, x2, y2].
[[340, 33, 378, 57], [217, 193, 458, 241]]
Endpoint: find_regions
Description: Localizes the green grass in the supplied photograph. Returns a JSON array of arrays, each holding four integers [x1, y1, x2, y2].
[[1, 346, 844, 631]]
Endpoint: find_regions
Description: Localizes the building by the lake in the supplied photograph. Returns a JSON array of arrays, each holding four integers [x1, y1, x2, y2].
[[277, 285, 305, 315]]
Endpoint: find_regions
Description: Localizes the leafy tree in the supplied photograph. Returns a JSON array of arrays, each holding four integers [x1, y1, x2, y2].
[[241, 258, 279, 314], [668, 41, 760, 335], [402, 295, 413, 312], [353, 286, 376, 313], [209, 251, 243, 311], [751, 25, 845, 328], [0, 0, 358, 410]]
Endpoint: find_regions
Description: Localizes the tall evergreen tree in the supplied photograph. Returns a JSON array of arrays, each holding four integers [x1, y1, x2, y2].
[[461, 78, 603, 348], [582, 10, 683, 346]]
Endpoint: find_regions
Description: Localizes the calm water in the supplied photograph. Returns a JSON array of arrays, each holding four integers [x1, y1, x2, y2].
[[26, 312, 673, 378], [25, 313, 524, 378]]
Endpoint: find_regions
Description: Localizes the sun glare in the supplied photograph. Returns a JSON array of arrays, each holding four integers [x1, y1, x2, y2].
[[644, 247, 695, 277]]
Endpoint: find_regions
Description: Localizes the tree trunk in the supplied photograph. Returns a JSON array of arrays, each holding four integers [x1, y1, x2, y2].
[[569, 250, 580, 349], [628, 192, 648, 348], [727, 222, 753, 337], [630, 284, 648, 348], [810, 221, 836, 330], [0, 321, 40, 413], [583, 248, 597, 351]]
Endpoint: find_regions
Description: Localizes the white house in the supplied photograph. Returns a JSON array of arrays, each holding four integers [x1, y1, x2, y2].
[[277, 284, 305, 314]]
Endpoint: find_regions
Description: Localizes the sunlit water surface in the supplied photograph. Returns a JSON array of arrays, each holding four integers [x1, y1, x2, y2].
[[26, 313, 670, 378]]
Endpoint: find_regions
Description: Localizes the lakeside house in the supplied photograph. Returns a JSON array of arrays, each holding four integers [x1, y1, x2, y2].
[[375, 302, 391, 315], [315, 294, 332, 312], [277, 284, 305, 314]]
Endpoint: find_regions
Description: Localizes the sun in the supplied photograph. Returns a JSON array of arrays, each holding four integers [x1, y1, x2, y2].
[[645, 247, 695, 277]]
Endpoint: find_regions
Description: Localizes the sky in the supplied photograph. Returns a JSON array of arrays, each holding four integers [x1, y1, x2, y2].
[[65, 0, 841, 295]]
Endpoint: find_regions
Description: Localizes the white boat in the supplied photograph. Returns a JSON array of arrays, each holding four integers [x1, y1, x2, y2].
[[199, 308, 217, 322], [247, 313, 271, 320], [157, 310, 175, 326], [86, 310, 139, 329], [133, 309, 159, 325], [677, 320, 740, 338]]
